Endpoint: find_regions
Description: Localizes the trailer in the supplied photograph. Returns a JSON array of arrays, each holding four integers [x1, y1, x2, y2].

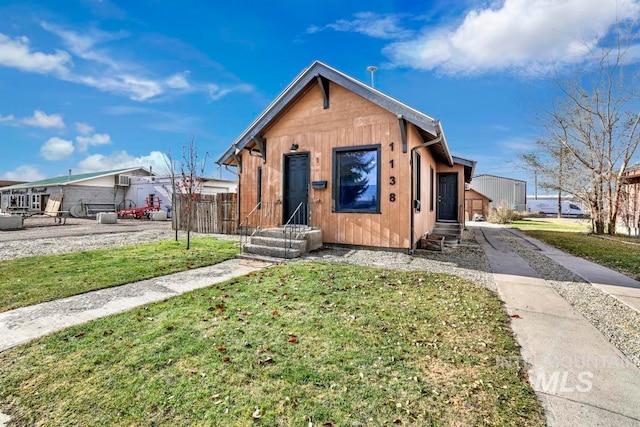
[[527, 200, 586, 217]]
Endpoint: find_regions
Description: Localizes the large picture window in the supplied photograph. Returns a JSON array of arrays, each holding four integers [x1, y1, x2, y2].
[[333, 145, 380, 213]]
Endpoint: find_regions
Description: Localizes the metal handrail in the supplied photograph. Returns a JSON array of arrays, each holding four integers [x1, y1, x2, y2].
[[238, 201, 261, 248], [238, 201, 280, 248], [282, 202, 307, 259]]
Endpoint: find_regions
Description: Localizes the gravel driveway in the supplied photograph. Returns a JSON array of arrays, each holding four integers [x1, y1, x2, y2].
[[0, 216, 238, 261]]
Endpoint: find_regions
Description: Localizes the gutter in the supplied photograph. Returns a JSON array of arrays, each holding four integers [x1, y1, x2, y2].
[[409, 121, 443, 254]]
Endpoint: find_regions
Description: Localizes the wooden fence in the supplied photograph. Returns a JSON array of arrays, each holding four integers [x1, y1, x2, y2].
[[173, 193, 237, 234]]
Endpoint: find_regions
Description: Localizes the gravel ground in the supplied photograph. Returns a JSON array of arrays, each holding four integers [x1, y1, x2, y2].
[[0, 216, 239, 261], [303, 228, 496, 292], [496, 229, 640, 369]]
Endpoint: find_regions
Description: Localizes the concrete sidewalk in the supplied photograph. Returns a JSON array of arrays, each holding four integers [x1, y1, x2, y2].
[[475, 224, 640, 426], [507, 227, 640, 312], [0, 258, 270, 353]]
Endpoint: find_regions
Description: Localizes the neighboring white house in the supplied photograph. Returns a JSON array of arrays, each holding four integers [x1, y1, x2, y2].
[[0, 168, 237, 217], [0, 167, 152, 216], [127, 175, 238, 215], [470, 174, 527, 211]]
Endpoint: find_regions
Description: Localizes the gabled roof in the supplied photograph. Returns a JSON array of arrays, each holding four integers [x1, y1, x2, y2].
[[217, 60, 454, 166], [0, 167, 150, 191], [465, 187, 493, 202], [472, 174, 527, 184]]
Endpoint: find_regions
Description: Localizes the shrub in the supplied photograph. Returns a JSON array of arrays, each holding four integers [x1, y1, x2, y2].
[[488, 201, 519, 224]]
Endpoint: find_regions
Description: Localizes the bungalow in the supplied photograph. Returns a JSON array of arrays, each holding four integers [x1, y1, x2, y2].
[[217, 61, 475, 255]]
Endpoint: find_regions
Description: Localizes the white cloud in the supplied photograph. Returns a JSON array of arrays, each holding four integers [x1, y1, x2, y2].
[[0, 33, 71, 75], [76, 133, 112, 152], [76, 74, 163, 101], [40, 137, 74, 160], [75, 122, 94, 135], [0, 114, 15, 123], [78, 150, 170, 174], [21, 110, 65, 129], [41, 22, 126, 70], [207, 83, 254, 101], [2, 165, 46, 181], [165, 72, 191, 90], [383, 0, 640, 75], [309, 12, 414, 40], [2, 23, 253, 103]]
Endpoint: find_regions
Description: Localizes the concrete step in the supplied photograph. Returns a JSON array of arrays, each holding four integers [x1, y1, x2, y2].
[[433, 222, 461, 232], [243, 243, 301, 259], [254, 227, 310, 239], [250, 235, 307, 251]]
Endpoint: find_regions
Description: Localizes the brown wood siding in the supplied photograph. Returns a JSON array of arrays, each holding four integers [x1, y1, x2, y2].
[[409, 124, 438, 243], [237, 81, 447, 249], [465, 189, 490, 221]]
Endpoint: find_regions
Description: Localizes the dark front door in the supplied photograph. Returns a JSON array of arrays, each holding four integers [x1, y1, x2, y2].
[[283, 154, 309, 225], [437, 173, 458, 222]]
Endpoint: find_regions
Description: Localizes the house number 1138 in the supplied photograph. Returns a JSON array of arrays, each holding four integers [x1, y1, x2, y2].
[[389, 142, 396, 202]]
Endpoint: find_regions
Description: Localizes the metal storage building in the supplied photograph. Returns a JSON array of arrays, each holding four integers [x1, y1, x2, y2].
[[470, 174, 527, 211]]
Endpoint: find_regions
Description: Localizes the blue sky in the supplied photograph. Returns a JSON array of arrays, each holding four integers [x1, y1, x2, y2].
[[1, 0, 639, 193]]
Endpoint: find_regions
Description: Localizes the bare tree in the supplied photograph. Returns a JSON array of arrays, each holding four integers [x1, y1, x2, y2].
[[521, 25, 640, 234], [176, 136, 209, 249], [164, 148, 179, 242]]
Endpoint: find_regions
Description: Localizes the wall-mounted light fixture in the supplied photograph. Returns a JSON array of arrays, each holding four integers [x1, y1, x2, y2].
[[290, 143, 299, 151]]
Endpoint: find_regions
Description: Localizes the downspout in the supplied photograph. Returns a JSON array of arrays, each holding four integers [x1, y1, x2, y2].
[[223, 164, 241, 227], [409, 123, 443, 254]]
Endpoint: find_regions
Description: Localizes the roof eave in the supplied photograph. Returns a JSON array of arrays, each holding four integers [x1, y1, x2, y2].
[[217, 60, 444, 165]]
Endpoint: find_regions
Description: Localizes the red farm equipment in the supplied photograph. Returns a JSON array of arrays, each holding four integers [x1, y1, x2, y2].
[[117, 196, 162, 219]]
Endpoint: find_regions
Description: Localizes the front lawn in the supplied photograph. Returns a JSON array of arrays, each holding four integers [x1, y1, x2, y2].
[[0, 237, 239, 312], [0, 262, 545, 426], [511, 219, 591, 233], [514, 230, 640, 280]]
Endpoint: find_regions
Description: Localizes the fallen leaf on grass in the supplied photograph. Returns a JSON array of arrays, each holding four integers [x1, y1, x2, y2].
[[258, 357, 274, 366], [74, 332, 85, 338], [252, 407, 262, 419], [288, 335, 298, 343], [217, 347, 227, 352]]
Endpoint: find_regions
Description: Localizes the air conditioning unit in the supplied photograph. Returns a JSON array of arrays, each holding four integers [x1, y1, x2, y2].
[[117, 175, 130, 187]]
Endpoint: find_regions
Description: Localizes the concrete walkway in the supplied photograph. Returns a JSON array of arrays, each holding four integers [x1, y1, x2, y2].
[[0, 258, 270, 353], [473, 224, 640, 426]]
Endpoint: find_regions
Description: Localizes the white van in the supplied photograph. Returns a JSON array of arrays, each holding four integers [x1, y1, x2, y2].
[[527, 200, 586, 217]]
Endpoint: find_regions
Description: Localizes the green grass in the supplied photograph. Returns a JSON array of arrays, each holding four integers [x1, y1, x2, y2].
[[0, 262, 545, 426], [511, 219, 640, 279], [511, 219, 591, 233], [515, 230, 640, 280], [0, 238, 239, 312]]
